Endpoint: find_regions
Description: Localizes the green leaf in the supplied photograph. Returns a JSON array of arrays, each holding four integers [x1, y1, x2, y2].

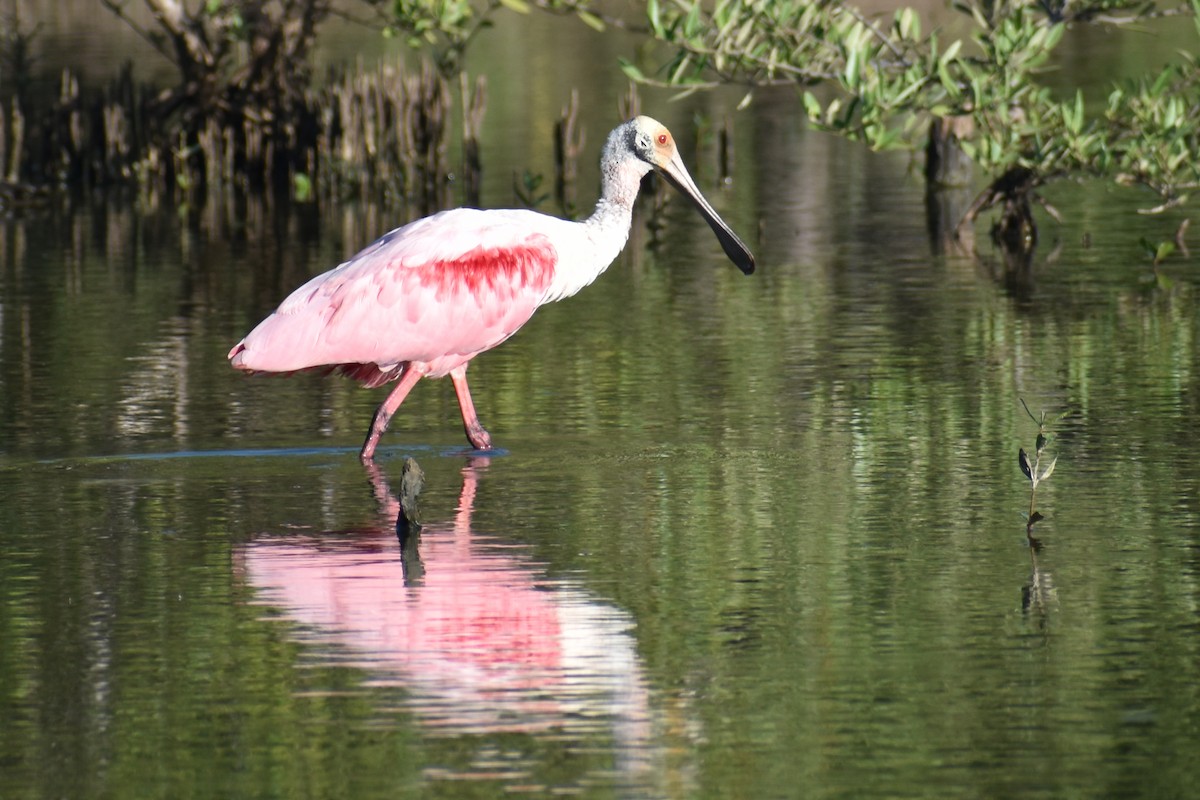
[[1041, 22, 1065, 51], [940, 39, 962, 66], [683, 2, 702, 38], [891, 75, 926, 106], [844, 42, 861, 87], [647, 0, 663, 37], [872, 125, 900, 149], [497, 0, 531, 12], [1164, 99, 1179, 129], [293, 173, 312, 203], [824, 98, 843, 128], [674, 85, 708, 102], [802, 91, 822, 119], [577, 11, 605, 32], [669, 51, 693, 84], [618, 58, 645, 83], [1151, 67, 1172, 95], [1039, 456, 1057, 483], [938, 59, 958, 98], [1066, 89, 1084, 135]]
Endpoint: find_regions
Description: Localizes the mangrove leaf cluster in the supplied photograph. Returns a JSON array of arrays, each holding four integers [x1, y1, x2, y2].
[[628, 0, 1200, 240]]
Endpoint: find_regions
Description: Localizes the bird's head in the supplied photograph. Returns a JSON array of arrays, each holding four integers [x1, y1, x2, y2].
[[626, 116, 681, 171], [620, 116, 755, 275]]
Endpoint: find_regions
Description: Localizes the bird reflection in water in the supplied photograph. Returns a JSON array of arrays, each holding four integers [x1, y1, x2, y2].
[[237, 457, 661, 782]]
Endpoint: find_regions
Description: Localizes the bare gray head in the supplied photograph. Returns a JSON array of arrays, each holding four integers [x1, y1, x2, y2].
[[599, 116, 755, 275]]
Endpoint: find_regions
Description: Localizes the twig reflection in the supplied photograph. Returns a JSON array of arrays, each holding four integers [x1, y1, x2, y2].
[[1022, 534, 1056, 617]]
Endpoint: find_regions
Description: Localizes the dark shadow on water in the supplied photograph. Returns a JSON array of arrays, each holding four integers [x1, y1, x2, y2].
[[970, 238, 1065, 307], [34, 443, 509, 466]]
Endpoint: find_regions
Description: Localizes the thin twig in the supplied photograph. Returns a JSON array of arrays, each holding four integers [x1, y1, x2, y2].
[[99, 0, 174, 62], [845, 5, 910, 64]]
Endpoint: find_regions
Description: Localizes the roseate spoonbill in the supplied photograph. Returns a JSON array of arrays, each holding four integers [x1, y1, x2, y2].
[[229, 115, 755, 461]]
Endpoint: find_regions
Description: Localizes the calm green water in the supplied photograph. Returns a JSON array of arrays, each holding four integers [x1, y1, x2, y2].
[[3, 16, 1200, 800]]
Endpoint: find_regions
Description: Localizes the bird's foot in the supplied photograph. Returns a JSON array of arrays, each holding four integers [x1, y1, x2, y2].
[[465, 423, 493, 451]]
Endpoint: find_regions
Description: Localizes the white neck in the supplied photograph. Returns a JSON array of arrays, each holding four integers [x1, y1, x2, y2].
[[543, 130, 652, 302]]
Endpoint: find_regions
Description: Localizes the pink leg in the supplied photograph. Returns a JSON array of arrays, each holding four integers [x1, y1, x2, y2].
[[361, 364, 427, 462], [450, 365, 493, 450]]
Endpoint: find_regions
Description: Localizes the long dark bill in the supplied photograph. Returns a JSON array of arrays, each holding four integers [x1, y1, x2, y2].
[[659, 155, 756, 275]]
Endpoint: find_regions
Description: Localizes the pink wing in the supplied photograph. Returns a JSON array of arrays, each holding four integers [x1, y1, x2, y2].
[[230, 209, 558, 381]]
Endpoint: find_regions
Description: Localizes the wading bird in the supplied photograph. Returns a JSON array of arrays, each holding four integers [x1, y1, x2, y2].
[[229, 115, 755, 461]]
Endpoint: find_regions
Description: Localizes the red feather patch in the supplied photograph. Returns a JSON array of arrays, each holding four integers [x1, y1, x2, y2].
[[424, 239, 557, 300]]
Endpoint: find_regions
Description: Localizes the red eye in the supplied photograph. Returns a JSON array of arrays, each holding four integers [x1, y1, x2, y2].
[[658, 133, 669, 145]]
